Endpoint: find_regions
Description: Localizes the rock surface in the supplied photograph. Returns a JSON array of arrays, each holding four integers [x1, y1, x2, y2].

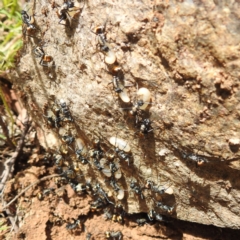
[[10, 0, 240, 229]]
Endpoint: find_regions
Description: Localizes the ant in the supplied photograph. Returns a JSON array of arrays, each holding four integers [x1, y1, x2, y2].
[[136, 218, 148, 226], [130, 179, 144, 199], [92, 20, 108, 51], [66, 219, 81, 230], [53, 153, 64, 167], [58, 99, 73, 122], [112, 76, 124, 94], [105, 231, 122, 240], [21, 9, 39, 37], [112, 204, 125, 224], [109, 161, 122, 179], [56, 0, 74, 25], [90, 197, 107, 211], [42, 101, 62, 128], [154, 200, 175, 214], [109, 136, 132, 165], [93, 158, 104, 171], [109, 75, 130, 103], [86, 232, 92, 240], [75, 148, 90, 164], [90, 20, 116, 64], [93, 183, 114, 205], [145, 180, 173, 195], [115, 148, 132, 165], [182, 152, 209, 166], [62, 168, 76, 180], [137, 118, 153, 135], [148, 209, 169, 222], [89, 139, 105, 161], [37, 188, 55, 200], [103, 207, 113, 221], [61, 133, 75, 145], [108, 177, 121, 192], [33, 45, 54, 67]]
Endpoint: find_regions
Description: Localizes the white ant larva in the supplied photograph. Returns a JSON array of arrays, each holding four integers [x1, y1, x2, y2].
[[100, 158, 112, 177], [109, 137, 131, 152], [75, 137, 87, 154], [113, 164, 122, 179], [164, 186, 174, 195], [119, 88, 130, 103], [117, 189, 125, 200], [104, 48, 116, 64], [136, 87, 151, 110], [102, 168, 112, 177]]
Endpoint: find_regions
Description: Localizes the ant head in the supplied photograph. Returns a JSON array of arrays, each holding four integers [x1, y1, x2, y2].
[[137, 99, 144, 107], [101, 45, 110, 52], [21, 10, 27, 15], [66, 0, 74, 8]]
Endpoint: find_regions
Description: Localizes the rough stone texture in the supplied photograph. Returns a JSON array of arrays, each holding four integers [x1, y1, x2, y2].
[[10, 0, 240, 229]]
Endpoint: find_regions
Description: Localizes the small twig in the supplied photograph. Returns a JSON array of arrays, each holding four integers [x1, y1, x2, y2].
[[5, 202, 19, 233], [2, 174, 60, 210], [1, 186, 18, 232], [0, 116, 15, 149], [0, 116, 30, 192]]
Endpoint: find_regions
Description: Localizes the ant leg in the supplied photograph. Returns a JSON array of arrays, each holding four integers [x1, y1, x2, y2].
[[58, 17, 67, 26], [40, 58, 49, 67]]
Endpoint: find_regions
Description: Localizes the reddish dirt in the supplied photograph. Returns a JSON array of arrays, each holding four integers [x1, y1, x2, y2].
[[1, 151, 240, 240]]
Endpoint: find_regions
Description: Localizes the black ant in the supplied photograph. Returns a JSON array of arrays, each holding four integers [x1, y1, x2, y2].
[[90, 140, 106, 169], [109, 75, 130, 103], [106, 177, 124, 200], [138, 118, 153, 135], [33, 45, 54, 67], [145, 180, 173, 195], [90, 197, 107, 211], [75, 148, 89, 164], [108, 177, 121, 192], [53, 153, 64, 167], [21, 9, 38, 37], [105, 231, 122, 240], [103, 207, 113, 221], [182, 152, 209, 166], [93, 158, 104, 171], [66, 219, 81, 230], [37, 188, 55, 200], [62, 168, 76, 180], [92, 20, 108, 50], [61, 133, 75, 145], [93, 183, 114, 205], [90, 20, 116, 64], [42, 102, 62, 128], [86, 232, 92, 240], [136, 218, 148, 226], [109, 136, 132, 165], [148, 209, 169, 222], [89, 140, 104, 161], [112, 204, 125, 224], [130, 179, 144, 199], [154, 200, 175, 214], [58, 99, 73, 122], [56, 0, 74, 25]]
